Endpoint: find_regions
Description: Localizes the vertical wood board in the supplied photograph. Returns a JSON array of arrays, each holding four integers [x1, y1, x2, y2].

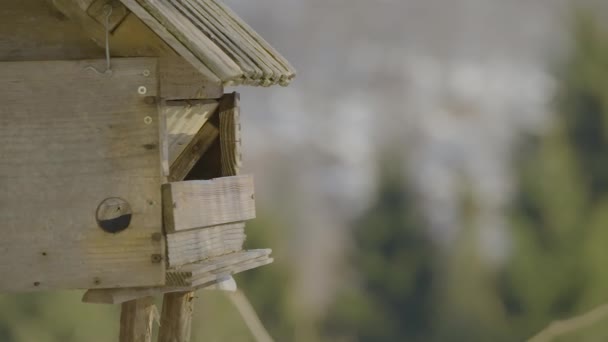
[[0, 58, 165, 292]]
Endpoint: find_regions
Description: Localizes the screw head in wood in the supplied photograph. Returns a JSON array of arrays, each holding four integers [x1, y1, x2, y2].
[[144, 116, 153, 125], [138, 86, 147, 95], [151, 254, 163, 263], [142, 69, 151, 77], [143, 96, 156, 105], [96, 197, 132, 234]]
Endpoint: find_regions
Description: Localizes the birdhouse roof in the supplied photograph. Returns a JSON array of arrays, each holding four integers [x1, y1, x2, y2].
[[120, 0, 295, 87]]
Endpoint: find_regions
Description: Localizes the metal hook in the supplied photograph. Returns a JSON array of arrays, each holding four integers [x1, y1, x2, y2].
[[85, 5, 113, 75]]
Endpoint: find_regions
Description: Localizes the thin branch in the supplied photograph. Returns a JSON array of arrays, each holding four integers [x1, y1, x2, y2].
[[227, 290, 274, 342], [528, 303, 608, 342]]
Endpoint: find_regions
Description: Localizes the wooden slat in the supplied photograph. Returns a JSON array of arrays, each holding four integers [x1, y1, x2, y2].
[[219, 92, 242, 176], [163, 175, 256, 232], [158, 292, 195, 342], [167, 222, 246, 267], [166, 250, 272, 287], [119, 297, 158, 342], [168, 111, 220, 182], [118, 0, 221, 82], [172, 0, 262, 80], [196, 0, 285, 82], [82, 276, 236, 304], [206, 0, 296, 86], [166, 100, 219, 166], [133, 0, 242, 82], [0, 58, 164, 291]]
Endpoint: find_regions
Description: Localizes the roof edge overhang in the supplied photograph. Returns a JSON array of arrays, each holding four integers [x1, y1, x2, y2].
[[119, 0, 295, 87]]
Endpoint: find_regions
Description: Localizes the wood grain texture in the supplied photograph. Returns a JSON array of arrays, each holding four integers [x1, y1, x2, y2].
[[166, 222, 246, 267], [118, 0, 220, 82], [0, 0, 103, 61], [165, 100, 219, 166], [82, 276, 235, 304], [158, 292, 195, 342], [120, 297, 158, 342], [50, 0, 175, 58], [168, 111, 220, 182], [163, 175, 256, 232], [219, 92, 242, 176], [159, 57, 223, 100], [166, 250, 272, 287], [134, 0, 242, 81], [87, 0, 130, 32], [0, 58, 165, 291]]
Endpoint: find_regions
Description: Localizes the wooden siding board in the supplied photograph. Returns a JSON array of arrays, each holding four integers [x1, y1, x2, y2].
[[0, 58, 165, 292]]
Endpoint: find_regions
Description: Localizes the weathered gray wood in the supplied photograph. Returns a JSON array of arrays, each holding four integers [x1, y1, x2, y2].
[[166, 250, 272, 287], [165, 100, 219, 166], [109, 0, 221, 83], [120, 297, 158, 342], [158, 292, 195, 342], [163, 175, 256, 232], [82, 276, 236, 304], [167, 222, 246, 267], [168, 110, 220, 182], [0, 58, 165, 291], [160, 91, 244, 342], [0, 0, 103, 61], [50, 0, 176, 58], [219, 92, 242, 177], [87, 0, 130, 32], [172, 0, 262, 80], [133, 0, 242, 82], [159, 57, 224, 100], [208, 0, 295, 84]]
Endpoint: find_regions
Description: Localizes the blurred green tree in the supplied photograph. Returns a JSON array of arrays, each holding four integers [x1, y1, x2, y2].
[[321, 159, 436, 342], [501, 12, 608, 340]]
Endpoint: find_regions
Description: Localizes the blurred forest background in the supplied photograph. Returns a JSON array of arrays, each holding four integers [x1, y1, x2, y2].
[[2, 0, 608, 341]]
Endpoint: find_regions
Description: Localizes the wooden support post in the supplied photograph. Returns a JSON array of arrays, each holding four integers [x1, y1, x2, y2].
[[119, 297, 157, 342], [158, 92, 241, 342], [158, 292, 196, 342]]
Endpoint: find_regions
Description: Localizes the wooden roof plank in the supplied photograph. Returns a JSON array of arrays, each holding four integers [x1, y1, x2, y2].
[[209, 0, 296, 84], [170, 0, 261, 80], [116, 0, 295, 86], [200, 0, 288, 83], [190, 0, 282, 83]]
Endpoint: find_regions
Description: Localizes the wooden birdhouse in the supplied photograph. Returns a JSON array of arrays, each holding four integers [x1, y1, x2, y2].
[[0, 0, 294, 340]]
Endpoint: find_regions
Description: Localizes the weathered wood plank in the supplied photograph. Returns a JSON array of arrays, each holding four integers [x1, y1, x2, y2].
[[119, 297, 158, 342], [163, 175, 256, 232], [159, 57, 224, 100], [118, 0, 221, 82], [133, 0, 242, 81], [167, 222, 246, 267], [168, 112, 220, 182], [50, 0, 174, 58], [172, 0, 262, 80], [0, 58, 165, 291], [82, 276, 236, 304], [166, 250, 272, 287], [165, 100, 219, 166], [219, 92, 242, 177], [0, 0, 103, 61], [158, 292, 195, 342]]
